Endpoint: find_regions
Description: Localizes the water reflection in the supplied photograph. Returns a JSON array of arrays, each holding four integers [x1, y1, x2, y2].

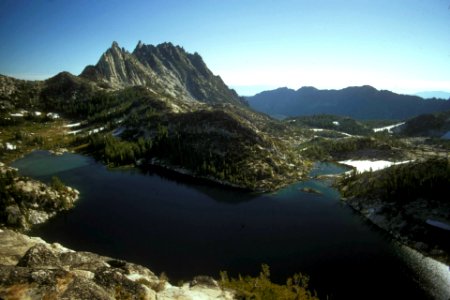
[[398, 243, 450, 300], [11, 151, 444, 299], [141, 165, 259, 204]]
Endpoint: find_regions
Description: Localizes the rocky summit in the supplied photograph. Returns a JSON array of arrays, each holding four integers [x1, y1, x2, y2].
[[81, 41, 244, 106], [0, 41, 310, 192]]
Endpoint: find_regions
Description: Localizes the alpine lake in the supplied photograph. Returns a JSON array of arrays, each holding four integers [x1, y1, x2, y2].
[[12, 150, 450, 299]]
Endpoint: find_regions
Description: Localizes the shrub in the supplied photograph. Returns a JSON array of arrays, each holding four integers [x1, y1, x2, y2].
[[219, 264, 319, 300]]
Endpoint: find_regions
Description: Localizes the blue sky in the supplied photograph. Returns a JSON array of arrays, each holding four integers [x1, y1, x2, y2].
[[0, 0, 449, 96]]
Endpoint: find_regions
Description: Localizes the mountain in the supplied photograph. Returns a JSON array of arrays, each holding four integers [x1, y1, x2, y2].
[[0, 41, 310, 191], [81, 41, 244, 106], [246, 86, 450, 120], [415, 91, 450, 100]]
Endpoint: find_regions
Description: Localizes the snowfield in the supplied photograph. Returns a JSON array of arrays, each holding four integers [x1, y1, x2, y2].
[[373, 122, 405, 133], [339, 159, 411, 173]]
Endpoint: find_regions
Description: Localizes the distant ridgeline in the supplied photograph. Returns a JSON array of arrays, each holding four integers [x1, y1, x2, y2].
[[246, 86, 450, 120], [0, 41, 310, 191]]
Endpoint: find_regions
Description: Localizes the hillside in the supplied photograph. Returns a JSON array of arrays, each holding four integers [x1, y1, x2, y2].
[[247, 86, 450, 120], [77, 86, 310, 191], [285, 114, 373, 136], [337, 158, 450, 264], [397, 110, 450, 138], [0, 41, 310, 191]]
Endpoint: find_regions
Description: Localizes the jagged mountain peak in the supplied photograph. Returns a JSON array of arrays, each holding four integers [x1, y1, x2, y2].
[[111, 40, 120, 49], [136, 40, 144, 49], [80, 41, 149, 89], [81, 40, 242, 105]]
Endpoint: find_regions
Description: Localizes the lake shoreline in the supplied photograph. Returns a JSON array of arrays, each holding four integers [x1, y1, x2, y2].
[[334, 159, 450, 267], [4, 151, 448, 299], [342, 196, 450, 266]]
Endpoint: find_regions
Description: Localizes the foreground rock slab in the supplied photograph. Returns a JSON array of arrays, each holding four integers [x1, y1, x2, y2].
[[0, 229, 234, 300]]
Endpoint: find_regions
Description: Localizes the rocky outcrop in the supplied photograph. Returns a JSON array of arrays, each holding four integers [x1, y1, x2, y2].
[[81, 42, 153, 89], [81, 41, 243, 106], [0, 164, 79, 231], [0, 229, 235, 300], [0, 162, 235, 299], [133, 42, 242, 105]]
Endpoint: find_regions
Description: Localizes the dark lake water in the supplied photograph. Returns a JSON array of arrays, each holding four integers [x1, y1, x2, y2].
[[12, 151, 450, 299]]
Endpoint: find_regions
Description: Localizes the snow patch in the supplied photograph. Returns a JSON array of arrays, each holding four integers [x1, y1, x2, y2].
[[339, 160, 410, 173], [64, 122, 81, 128], [67, 130, 82, 135], [88, 127, 104, 135], [333, 121, 340, 126], [373, 122, 405, 133], [47, 112, 60, 119], [338, 131, 353, 137], [5, 142, 16, 150]]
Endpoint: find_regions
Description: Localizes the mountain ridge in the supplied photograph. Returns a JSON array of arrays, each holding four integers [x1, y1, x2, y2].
[[80, 41, 244, 106], [415, 91, 450, 100], [0, 41, 310, 191], [247, 85, 450, 120]]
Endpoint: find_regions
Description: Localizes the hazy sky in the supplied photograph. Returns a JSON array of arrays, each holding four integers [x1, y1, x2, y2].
[[0, 0, 449, 96]]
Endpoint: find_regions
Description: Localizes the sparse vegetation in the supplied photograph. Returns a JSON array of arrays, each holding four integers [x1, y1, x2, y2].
[[286, 114, 373, 135], [300, 134, 406, 161], [50, 176, 66, 192], [82, 104, 311, 191], [338, 157, 450, 203], [219, 264, 319, 300], [400, 110, 450, 137], [0, 116, 70, 163]]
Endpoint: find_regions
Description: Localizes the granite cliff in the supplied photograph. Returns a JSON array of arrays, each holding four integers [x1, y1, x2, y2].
[[81, 41, 244, 106]]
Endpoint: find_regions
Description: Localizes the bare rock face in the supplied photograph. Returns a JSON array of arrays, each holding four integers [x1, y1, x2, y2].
[[0, 229, 234, 300], [1, 164, 79, 231], [80, 41, 243, 106], [0, 229, 44, 266], [82, 41, 151, 89]]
